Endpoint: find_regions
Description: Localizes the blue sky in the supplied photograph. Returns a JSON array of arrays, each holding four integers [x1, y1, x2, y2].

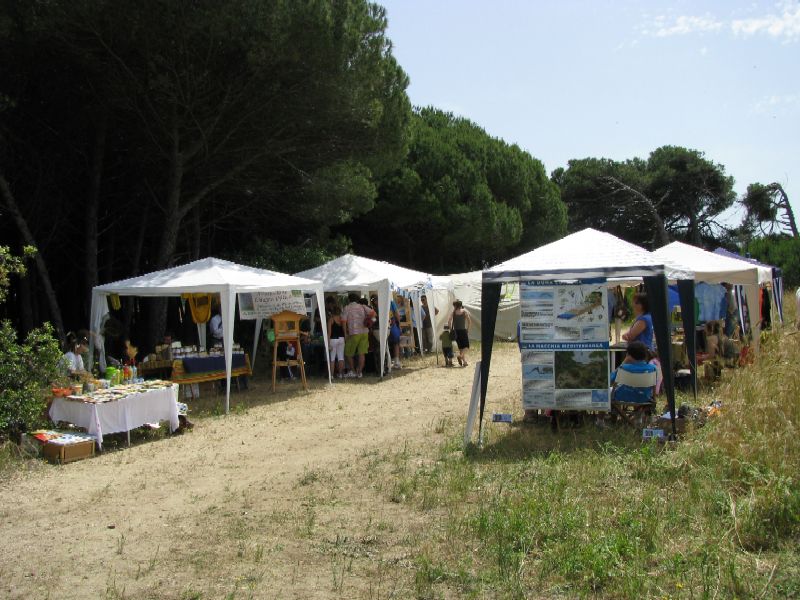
[[380, 0, 800, 232]]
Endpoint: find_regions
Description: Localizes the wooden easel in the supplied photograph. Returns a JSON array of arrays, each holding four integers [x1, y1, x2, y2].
[[271, 310, 308, 391]]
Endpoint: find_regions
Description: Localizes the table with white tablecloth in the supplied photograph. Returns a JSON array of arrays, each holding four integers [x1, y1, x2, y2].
[[49, 384, 179, 449]]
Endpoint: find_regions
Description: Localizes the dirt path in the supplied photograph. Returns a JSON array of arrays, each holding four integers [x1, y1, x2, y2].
[[0, 345, 520, 599]]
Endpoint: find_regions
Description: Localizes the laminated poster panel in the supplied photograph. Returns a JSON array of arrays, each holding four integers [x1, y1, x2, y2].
[[520, 280, 610, 411], [238, 290, 307, 319]]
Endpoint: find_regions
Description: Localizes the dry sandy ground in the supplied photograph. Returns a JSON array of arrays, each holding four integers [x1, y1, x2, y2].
[[0, 344, 521, 599]]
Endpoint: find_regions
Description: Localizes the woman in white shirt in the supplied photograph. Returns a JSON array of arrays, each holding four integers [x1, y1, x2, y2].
[[61, 331, 90, 377]]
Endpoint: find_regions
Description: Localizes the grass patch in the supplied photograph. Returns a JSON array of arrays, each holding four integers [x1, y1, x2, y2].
[[367, 317, 800, 598]]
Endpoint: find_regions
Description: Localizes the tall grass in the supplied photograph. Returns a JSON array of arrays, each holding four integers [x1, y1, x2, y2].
[[374, 298, 800, 598]]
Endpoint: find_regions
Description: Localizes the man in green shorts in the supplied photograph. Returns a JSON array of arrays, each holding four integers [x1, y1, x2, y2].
[[342, 292, 375, 378]]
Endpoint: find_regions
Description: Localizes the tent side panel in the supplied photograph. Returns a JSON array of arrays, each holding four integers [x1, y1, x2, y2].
[[478, 282, 502, 440], [644, 275, 676, 438]]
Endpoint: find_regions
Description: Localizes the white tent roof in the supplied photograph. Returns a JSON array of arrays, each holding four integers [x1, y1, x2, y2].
[[294, 254, 431, 291], [652, 242, 761, 286], [295, 254, 434, 378], [484, 228, 675, 282], [712, 248, 774, 284], [90, 257, 330, 413], [94, 257, 322, 295]]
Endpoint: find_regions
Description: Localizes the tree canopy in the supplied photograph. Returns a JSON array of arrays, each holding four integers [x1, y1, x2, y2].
[[747, 235, 800, 287], [740, 182, 798, 238], [1, 0, 784, 349], [554, 146, 736, 249], [0, 0, 411, 343], [344, 107, 565, 272]]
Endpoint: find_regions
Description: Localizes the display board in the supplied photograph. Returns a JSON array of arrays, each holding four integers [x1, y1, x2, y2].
[[238, 290, 307, 319], [520, 279, 610, 411]]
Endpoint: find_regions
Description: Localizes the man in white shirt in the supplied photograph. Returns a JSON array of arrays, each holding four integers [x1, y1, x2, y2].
[[209, 309, 223, 346]]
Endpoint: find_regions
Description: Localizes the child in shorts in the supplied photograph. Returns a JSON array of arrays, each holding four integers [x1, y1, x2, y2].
[[439, 326, 455, 367]]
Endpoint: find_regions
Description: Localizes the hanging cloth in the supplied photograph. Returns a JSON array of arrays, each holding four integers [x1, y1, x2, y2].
[[182, 293, 212, 323]]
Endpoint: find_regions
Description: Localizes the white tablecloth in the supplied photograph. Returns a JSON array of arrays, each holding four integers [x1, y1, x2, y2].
[[50, 385, 179, 448]]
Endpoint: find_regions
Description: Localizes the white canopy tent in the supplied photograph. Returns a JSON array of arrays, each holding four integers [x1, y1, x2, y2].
[[713, 247, 782, 325], [425, 271, 521, 343], [89, 258, 330, 413], [295, 254, 435, 376], [652, 241, 763, 352], [477, 228, 681, 438]]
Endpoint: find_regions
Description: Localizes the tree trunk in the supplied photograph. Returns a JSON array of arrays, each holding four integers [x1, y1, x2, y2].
[[688, 213, 701, 245], [771, 183, 798, 238], [18, 261, 33, 334], [121, 205, 149, 338], [0, 174, 66, 343], [604, 177, 670, 246], [191, 206, 201, 260], [85, 113, 108, 320], [147, 125, 184, 350]]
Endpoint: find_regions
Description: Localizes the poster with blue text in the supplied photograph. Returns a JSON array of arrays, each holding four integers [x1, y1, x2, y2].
[[520, 280, 610, 411]]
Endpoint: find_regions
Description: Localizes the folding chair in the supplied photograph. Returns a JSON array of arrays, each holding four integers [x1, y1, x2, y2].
[[611, 367, 657, 428]]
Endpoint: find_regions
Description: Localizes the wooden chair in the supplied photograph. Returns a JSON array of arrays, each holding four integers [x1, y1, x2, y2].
[[271, 311, 308, 392], [611, 367, 657, 428]]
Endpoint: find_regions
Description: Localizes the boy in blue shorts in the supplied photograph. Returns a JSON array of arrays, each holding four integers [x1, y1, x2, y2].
[[611, 341, 657, 404]]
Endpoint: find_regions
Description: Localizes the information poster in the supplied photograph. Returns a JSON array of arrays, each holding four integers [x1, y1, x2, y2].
[[520, 280, 610, 411], [238, 290, 307, 320]]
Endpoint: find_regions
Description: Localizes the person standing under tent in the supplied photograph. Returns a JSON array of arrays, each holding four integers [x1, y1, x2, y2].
[[324, 295, 337, 320], [410, 298, 425, 355], [209, 307, 223, 347], [342, 292, 375, 378], [387, 297, 403, 370], [326, 304, 346, 379], [395, 295, 412, 359], [621, 293, 654, 351], [207, 306, 248, 390], [722, 283, 737, 337], [421, 295, 437, 353], [448, 300, 472, 367]]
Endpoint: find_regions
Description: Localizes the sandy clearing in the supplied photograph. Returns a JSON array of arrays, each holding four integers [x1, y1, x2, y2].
[[0, 344, 521, 599]]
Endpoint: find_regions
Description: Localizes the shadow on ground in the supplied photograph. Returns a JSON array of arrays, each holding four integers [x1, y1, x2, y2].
[[467, 419, 646, 463]]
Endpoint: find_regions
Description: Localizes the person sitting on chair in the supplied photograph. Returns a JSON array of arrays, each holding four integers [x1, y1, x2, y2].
[[612, 341, 657, 404]]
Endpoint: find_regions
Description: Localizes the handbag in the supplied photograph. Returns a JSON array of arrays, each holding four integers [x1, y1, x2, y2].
[[362, 306, 375, 328]]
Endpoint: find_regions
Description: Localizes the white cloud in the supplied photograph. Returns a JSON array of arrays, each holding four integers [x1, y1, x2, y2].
[[752, 93, 800, 113], [637, 3, 800, 42], [644, 14, 723, 37], [700, 46, 709, 55], [732, 3, 800, 41]]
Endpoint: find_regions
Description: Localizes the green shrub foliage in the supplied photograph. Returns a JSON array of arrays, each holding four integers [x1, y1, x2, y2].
[[0, 320, 62, 437]]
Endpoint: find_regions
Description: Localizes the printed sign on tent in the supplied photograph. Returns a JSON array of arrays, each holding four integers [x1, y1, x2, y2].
[[520, 280, 610, 411], [238, 290, 307, 320]]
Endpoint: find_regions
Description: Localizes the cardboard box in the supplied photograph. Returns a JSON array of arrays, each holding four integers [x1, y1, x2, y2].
[[657, 417, 687, 434], [42, 439, 95, 464]]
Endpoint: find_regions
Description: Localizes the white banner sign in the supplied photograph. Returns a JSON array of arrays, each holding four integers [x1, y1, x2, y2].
[[238, 290, 307, 320], [520, 280, 610, 411]]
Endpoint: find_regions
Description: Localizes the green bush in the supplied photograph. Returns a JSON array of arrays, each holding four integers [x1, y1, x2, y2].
[[0, 320, 62, 438], [747, 234, 800, 287]]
